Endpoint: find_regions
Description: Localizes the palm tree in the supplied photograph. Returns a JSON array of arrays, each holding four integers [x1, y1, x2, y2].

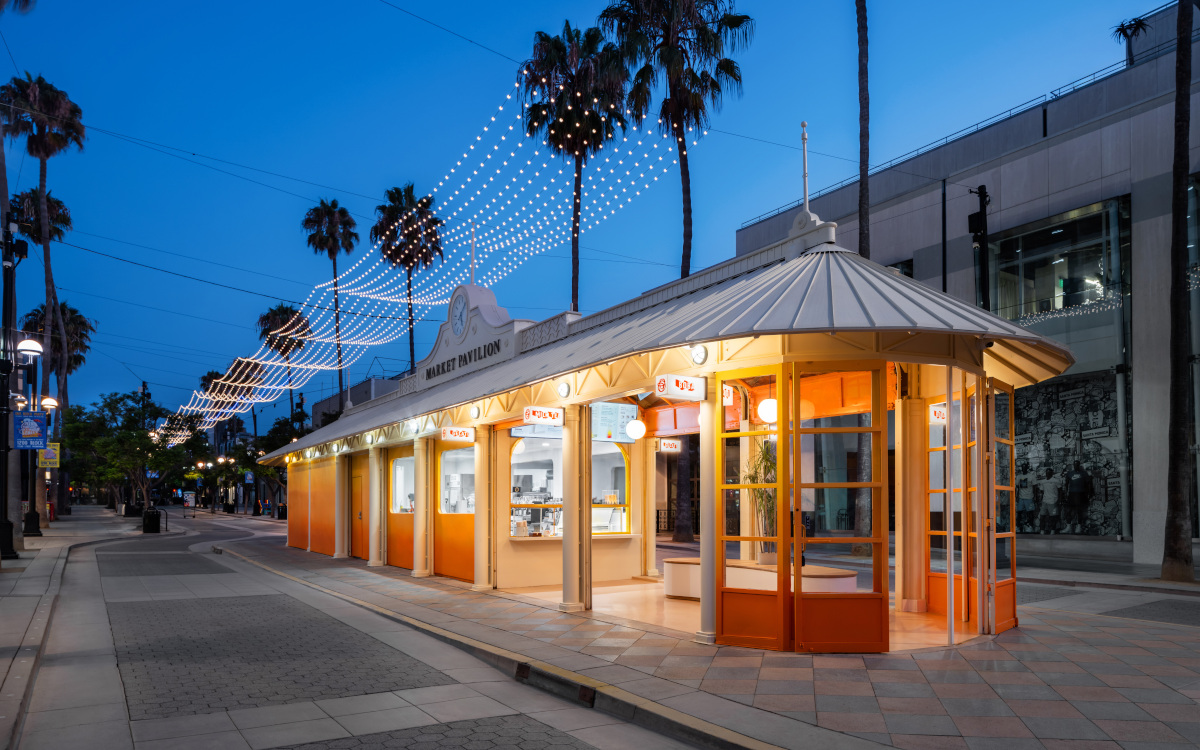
[[370, 184, 444, 369], [302, 199, 357, 412], [199, 370, 223, 394], [1113, 17, 1151, 68], [1, 74, 84, 441], [852, 0, 872, 557], [522, 22, 628, 312], [1164, 0, 1194, 582], [0, 1, 35, 233], [599, 0, 753, 278], [12, 188, 70, 245], [256, 303, 311, 419], [20, 301, 93, 520]]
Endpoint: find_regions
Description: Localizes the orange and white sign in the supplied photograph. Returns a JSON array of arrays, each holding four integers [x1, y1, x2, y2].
[[523, 406, 564, 426], [658, 438, 683, 453], [655, 374, 706, 401], [722, 383, 734, 406], [929, 404, 948, 425], [441, 426, 476, 442]]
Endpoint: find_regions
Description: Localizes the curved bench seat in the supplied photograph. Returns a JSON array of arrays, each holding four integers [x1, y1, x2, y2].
[[662, 556, 857, 599]]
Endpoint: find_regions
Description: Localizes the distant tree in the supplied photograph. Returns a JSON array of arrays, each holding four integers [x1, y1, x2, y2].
[[256, 303, 311, 419], [1164, 0, 1194, 582], [852, 0, 872, 557], [1113, 17, 1151, 68], [599, 0, 753, 278], [371, 184, 443, 369], [302, 199, 357, 413]]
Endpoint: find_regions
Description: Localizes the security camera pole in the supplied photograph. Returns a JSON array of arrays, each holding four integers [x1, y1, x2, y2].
[[969, 185, 991, 311], [0, 215, 29, 559]]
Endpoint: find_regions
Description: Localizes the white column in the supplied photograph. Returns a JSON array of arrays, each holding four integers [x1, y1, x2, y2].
[[897, 395, 927, 611], [697, 380, 717, 645], [561, 405, 585, 612], [368, 446, 383, 567], [472, 431, 492, 591], [413, 438, 431, 577], [640, 439, 659, 577], [333, 454, 349, 558]]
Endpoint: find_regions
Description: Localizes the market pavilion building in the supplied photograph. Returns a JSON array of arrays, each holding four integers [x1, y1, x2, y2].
[[261, 209, 1072, 653]]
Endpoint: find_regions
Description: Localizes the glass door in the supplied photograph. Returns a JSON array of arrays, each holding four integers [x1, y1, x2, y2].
[[926, 383, 967, 623], [989, 379, 1018, 632], [715, 365, 790, 651], [792, 363, 889, 653]]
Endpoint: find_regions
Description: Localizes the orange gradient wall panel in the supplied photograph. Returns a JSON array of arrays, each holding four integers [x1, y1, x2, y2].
[[308, 458, 337, 556], [287, 462, 309, 550], [796, 597, 887, 653]]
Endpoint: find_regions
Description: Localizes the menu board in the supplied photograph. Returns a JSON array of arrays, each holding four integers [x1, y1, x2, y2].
[[511, 423, 563, 439], [591, 402, 637, 444]]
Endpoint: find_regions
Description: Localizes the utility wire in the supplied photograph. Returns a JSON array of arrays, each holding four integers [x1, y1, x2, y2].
[[0, 28, 18, 75], [374, 0, 521, 64]]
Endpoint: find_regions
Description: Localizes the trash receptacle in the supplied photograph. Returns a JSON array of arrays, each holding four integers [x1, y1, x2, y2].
[[142, 508, 161, 534], [277, 505, 287, 521]]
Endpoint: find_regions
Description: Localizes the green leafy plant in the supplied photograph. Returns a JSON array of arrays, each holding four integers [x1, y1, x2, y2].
[[743, 437, 777, 559]]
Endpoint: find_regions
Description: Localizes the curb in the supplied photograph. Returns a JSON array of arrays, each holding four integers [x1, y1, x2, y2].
[[1017, 575, 1200, 598], [1, 530, 187, 750], [215, 545, 825, 750]]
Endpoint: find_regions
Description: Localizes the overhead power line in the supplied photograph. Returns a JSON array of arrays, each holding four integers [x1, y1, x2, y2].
[[374, 1, 522, 64]]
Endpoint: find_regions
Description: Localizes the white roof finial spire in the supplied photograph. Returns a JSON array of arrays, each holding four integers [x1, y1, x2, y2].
[[801, 120, 810, 212]]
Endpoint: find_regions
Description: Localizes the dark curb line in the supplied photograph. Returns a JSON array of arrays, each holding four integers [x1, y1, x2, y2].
[[214, 545, 826, 750]]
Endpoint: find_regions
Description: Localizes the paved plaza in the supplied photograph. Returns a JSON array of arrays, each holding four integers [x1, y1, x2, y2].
[[4, 507, 1200, 749]]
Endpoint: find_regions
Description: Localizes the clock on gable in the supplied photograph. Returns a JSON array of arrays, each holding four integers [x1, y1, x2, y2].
[[451, 292, 468, 337]]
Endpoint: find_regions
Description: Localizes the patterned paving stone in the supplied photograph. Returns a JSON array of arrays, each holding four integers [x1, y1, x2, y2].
[[108, 594, 454, 720], [97, 552, 232, 577], [1101, 599, 1200, 628], [272, 714, 597, 749]]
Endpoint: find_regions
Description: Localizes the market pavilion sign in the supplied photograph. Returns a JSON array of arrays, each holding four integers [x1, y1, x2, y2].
[[417, 284, 527, 389]]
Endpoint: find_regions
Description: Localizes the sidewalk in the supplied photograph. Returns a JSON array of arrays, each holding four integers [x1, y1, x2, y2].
[[222, 530, 1200, 749], [0, 507, 145, 750]]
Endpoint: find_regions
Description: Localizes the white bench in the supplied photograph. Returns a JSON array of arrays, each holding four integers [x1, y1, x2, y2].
[[662, 557, 857, 599]]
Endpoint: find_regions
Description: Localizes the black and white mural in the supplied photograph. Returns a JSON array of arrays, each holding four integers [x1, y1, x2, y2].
[[1012, 370, 1127, 536]]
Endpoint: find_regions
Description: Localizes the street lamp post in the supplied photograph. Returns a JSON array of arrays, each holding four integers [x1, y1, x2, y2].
[[1, 216, 33, 559]]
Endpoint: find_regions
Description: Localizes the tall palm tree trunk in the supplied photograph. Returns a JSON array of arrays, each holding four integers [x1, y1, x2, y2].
[[1164, 0, 1195, 583], [856, 0, 870, 261], [406, 267, 415, 371], [35, 158, 54, 527], [0, 148, 20, 543], [571, 152, 583, 312], [332, 255, 345, 413], [672, 111, 694, 279]]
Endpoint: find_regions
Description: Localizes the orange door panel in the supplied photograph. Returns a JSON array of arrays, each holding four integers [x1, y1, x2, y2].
[[288, 463, 309, 550], [387, 512, 414, 569], [308, 459, 337, 556], [351, 475, 365, 559], [434, 512, 474, 581]]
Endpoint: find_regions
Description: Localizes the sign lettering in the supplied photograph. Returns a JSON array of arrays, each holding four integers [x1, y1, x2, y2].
[[929, 404, 948, 425], [658, 438, 682, 453], [425, 339, 503, 382], [655, 374, 706, 402], [14, 411, 47, 450], [523, 406, 564, 426], [441, 426, 475, 442]]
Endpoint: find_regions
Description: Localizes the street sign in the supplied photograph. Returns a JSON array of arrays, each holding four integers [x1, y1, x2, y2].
[[37, 442, 59, 468], [14, 411, 47, 450]]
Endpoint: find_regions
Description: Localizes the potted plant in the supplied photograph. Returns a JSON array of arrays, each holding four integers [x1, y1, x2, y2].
[[744, 438, 778, 565]]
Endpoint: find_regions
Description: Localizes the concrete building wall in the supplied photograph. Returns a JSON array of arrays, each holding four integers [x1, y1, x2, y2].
[[734, 6, 1200, 565]]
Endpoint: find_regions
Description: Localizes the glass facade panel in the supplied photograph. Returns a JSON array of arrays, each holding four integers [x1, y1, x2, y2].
[[511, 436, 562, 537], [440, 447, 475, 514], [800, 487, 873, 536], [390, 457, 414, 513], [590, 442, 629, 533], [798, 433, 872, 485]]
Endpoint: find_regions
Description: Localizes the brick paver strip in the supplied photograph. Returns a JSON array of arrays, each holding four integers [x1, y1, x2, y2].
[[225, 537, 1200, 749], [107, 594, 454, 720], [273, 714, 596, 749]]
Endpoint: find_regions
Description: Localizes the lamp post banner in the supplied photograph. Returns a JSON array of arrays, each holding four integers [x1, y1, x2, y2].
[[38, 442, 59, 468], [14, 411, 47, 450]]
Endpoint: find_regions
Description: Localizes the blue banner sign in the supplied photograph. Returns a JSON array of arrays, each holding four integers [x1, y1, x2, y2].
[[14, 411, 47, 450]]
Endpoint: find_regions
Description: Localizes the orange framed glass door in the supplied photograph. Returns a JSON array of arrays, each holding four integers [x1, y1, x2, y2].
[[926, 379, 970, 624], [715, 365, 790, 651], [434, 442, 476, 581], [988, 379, 1018, 633], [792, 363, 889, 653], [386, 446, 416, 569]]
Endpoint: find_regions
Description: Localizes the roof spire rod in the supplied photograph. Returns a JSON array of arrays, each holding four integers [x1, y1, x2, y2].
[[801, 120, 810, 212]]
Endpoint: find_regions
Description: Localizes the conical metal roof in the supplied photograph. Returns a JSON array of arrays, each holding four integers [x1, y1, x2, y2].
[[264, 243, 1073, 462]]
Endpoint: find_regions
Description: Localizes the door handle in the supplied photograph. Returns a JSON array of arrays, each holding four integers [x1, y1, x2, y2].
[[357, 511, 362, 519]]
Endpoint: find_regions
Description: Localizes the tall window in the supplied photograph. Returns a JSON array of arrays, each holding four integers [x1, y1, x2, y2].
[[390, 457, 414, 513], [440, 447, 475, 514]]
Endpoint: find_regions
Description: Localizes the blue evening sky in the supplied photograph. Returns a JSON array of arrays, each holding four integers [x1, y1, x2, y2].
[[3, 0, 1146, 426]]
